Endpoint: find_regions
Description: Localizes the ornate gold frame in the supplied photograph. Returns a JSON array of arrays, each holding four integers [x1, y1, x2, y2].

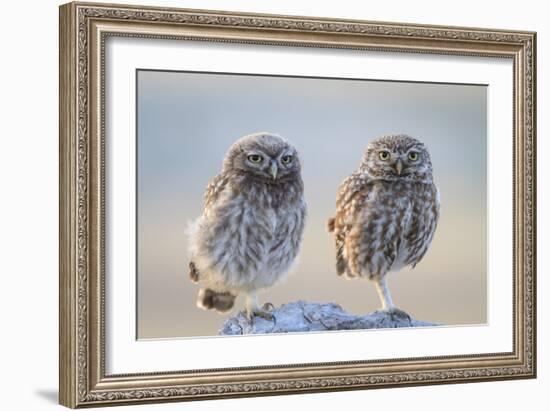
[[59, 1, 536, 408]]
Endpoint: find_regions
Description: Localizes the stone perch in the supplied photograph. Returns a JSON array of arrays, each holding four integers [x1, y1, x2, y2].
[[220, 300, 439, 335]]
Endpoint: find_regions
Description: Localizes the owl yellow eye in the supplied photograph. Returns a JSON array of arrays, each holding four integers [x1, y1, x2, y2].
[[379, 151, 390, 161], [408, 152, 419, 161], [247, 154, 263, 163], [281, 155, 293, 165]]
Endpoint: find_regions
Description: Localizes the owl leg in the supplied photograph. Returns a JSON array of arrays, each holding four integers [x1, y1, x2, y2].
[[373, 276, 411, 322], [244, 291, 274, 321], [374, 276, 394, 310]]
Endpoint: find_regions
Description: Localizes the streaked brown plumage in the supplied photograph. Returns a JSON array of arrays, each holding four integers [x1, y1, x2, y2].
[[327, 134, 440, 314]]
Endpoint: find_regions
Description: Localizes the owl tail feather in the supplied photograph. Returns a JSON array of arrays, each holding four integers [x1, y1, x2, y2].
[[197, 288, 236, 313]]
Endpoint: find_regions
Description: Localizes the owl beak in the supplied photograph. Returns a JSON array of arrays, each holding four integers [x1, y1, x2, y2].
[[395, 159, 404, 175], [269, 161, 278, 180]]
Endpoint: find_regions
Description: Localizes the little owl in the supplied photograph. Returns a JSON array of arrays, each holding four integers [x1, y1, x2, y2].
[[187, 132, 306, 320], [327, 134, 440, 316]]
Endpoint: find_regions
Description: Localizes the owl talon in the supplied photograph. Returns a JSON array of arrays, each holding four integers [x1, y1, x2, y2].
[[256, 309, 274, 321], [245, 308, 274, 322], [384, 307, 412, 323], [262, 302, 275, 311]]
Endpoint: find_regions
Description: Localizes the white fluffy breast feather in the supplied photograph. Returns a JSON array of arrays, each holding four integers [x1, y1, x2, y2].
[[186, 189, 305, 295]]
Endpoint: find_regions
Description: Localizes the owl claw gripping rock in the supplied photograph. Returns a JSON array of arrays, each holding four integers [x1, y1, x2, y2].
[[187, 132, 307, 320], [328, 134, 440, 313]]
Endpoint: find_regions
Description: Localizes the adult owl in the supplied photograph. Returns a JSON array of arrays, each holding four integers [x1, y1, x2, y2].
[[187, 132, 306, 320], [327, 134, 439, 316]]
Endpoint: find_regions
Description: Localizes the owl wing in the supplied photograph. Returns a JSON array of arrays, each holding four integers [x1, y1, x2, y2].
[[203, 174, 229, 216], [408, 184, 440, 268], [328, 172, 371, 276], [188, 174, 229, 283]]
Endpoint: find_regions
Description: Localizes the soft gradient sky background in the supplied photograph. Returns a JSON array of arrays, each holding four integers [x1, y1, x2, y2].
[[137, 70, 487, 339]]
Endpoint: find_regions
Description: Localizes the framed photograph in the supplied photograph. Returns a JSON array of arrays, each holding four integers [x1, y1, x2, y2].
[[59, 1, 537, 408]]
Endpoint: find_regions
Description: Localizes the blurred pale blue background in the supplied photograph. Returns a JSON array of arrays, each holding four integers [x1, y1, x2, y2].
[[137, 70, 487, 339]]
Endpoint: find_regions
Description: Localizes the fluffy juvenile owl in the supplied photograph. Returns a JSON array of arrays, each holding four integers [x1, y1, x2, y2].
[[187, 132, 306, 320], [327, 134, 440, 316]]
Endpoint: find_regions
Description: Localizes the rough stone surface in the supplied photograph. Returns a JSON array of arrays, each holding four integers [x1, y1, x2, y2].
[[219, 300, 439, 335]]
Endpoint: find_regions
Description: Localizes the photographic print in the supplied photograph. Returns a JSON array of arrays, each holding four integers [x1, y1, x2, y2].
[[136, 70, 487, 339]]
